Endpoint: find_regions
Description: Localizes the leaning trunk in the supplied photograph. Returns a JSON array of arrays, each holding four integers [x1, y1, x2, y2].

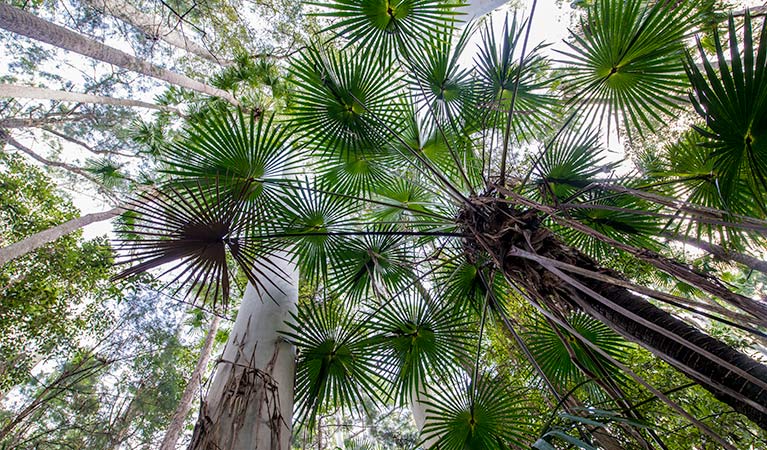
[[0, 4, 238, 105], [160, 315, 221, 450], [0, 84, 181, 113], [79, 0, 224, 65], [468, 206, 767, 430], [0, 205, 122, 266], [188, 258, 298, 450]]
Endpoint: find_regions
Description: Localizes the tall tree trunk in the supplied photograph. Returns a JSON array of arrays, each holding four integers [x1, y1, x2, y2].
[[79, 0, 224, 65], [160, 315, 221, 450], [471, 207, 767, 430], [0, 4, 239, 106], [662, 232, 767, 276], [188, 258, 298, 450], [458, 0, 509, 20], [0, 83, 182, 113], [0, 205, 122, 266]]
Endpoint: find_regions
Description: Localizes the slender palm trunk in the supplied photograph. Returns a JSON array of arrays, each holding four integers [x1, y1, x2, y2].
[[79, 0, 224, 65], [0, 4, 238, 106], [188, 258, 298, 450], [0, 84, 181, 113], [0, 206, 122, 266], [160, 315, 221, 450]]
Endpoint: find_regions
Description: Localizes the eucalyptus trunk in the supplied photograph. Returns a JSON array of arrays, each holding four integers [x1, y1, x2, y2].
[[160, 315, 221, 450], [0, 4, 238, 105], [188, 259, 298, 450], [78, 0, 224, 65], [0, 83, 181, 113], [0, 205, 122, 266], [467, 205, 767, 429]]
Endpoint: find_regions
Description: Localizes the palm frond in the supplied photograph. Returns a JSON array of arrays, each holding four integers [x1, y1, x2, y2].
[[685, 11, 767, 213], [284, 298, 386, 426], [112, 180, 286, 307], [369, 289, 474, 404], [313, 0, 459, 58], [524, 311, 630, 399], [288, 45, 404, 157], [475, 14, 557, 142], [558, 0, 697, 136], [420, 373, 531, 450]]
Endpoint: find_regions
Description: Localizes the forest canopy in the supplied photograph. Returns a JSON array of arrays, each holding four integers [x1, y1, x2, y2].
[[1, 0, 767, 449]]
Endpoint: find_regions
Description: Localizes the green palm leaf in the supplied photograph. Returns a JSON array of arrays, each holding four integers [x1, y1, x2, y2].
[[369, 289, 473, 404], [475, 14, 557, 141], [685, 11, 767, 212], [420, 373, 530, 450], [288, 45, 404, 156], [284, 299, 386, 425], [313, 0, 458, 58], [161, 109, 300, 209], [524, 312, 630, 399], [558, 0, 697, 135]]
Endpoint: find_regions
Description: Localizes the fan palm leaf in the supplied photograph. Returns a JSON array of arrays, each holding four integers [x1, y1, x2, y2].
[[685, 11, 767, 213]]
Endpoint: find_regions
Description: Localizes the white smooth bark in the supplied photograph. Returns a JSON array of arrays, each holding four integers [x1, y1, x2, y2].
[[79, 0, 224, 65], [410, 385, 439, 449], [0, 206, 122, 266], [160, 315, 221, 450], [189, 258, 298, 450], [457, 0, 509, 22], [0, 4, 239, 106], [0, 83, 182, 113]]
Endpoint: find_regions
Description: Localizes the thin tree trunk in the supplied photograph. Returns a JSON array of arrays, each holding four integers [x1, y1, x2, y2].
[[0, 113, 95, 129], [79, 0, 225, 65], [0, 205, 122, 266], [0, 83, 182, 113], [160, 315, 221, 450], [2, 132, 112, 187], [0, 4, 239, 106], [663, 232, 767, 276], [188, 258, 298, 450]]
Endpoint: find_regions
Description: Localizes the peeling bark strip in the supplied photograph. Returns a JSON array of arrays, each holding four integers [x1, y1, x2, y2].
[[189, 259, 297, 450], [461, 201, 767, 430], [0, 4, 239, 106]]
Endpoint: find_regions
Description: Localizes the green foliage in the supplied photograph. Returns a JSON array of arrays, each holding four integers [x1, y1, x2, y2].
[[0, 153, 114, 392]]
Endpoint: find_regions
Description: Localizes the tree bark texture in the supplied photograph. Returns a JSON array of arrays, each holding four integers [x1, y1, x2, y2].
[[188, 258, 297, 450], [468, 206, 767, 430], [0, 4, 238, 105], [160, 315, 221, 450], [0, 83, 181, 113], [79, 0, 224, 65]]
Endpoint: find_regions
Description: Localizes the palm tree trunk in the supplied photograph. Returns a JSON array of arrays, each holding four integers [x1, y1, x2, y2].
[[0, 4, 239, 106], [0, 205, 122, 266], [188, 258, 298, 450], [79, 0, 224, 65], [473, 209, 767, 430], [0, 83, 182, 113], [159, 315, 221, 450]]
